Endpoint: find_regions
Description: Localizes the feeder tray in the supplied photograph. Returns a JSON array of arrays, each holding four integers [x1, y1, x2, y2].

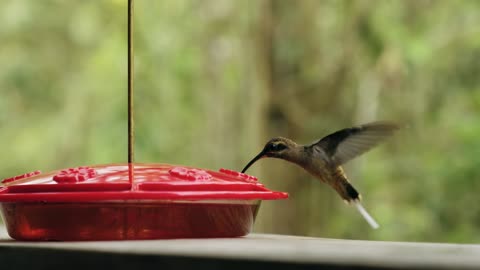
[[0, 164, 287, 241]]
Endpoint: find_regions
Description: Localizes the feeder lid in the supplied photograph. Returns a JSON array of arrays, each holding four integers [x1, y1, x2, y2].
[[0, 163, 288, 202]]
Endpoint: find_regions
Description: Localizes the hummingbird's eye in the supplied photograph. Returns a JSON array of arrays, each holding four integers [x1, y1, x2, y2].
[[271, 143, 287, 151]]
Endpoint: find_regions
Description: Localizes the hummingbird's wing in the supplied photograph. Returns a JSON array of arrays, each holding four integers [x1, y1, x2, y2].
[[311, 121, 399, 165]]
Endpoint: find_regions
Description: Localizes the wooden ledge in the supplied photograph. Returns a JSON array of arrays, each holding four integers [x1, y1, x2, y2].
[[1, 229, 479, 269]]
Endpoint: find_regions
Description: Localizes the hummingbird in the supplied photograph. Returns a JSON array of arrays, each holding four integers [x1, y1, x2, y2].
[[241, 121, 400, 229]]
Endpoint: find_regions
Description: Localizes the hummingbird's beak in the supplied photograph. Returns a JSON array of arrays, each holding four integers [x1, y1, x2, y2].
[[241, 150, 266, 173]]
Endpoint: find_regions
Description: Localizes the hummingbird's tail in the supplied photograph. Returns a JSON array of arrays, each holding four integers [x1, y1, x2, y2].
[[332, 169, 380, 229], [353, 201, 380, 229], [342, 182, 380, 229]]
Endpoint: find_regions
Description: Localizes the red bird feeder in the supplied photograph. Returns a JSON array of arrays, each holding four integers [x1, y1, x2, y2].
[[0, 0, 288, 241], [0, 164, 287, 240]]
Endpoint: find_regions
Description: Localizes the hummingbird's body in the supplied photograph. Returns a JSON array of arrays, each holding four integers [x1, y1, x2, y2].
[[241, 121, 400, 229]]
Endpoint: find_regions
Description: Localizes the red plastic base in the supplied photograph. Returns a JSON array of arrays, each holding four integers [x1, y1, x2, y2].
[[1, 202, 260, 241]]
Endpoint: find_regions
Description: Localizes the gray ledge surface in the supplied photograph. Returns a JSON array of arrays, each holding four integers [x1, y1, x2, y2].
[[1, 228, 479, 270]]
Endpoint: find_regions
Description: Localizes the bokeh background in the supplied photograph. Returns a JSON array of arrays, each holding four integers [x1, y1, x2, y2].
[[1, 0, 480, 243]]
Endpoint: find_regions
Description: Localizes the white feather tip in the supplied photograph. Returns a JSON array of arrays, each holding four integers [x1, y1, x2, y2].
[[354, 201, 380, 229]]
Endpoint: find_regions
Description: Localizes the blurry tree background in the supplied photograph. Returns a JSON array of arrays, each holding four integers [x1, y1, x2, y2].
[[1, 0, 480, 243]]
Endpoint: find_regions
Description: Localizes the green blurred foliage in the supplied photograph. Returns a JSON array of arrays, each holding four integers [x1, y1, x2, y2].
[[1, 0, 480, 243]]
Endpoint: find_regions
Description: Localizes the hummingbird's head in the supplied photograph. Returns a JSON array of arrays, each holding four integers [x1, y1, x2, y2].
[[262, 137, 295, 157], [241, 137, 297, 173]]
